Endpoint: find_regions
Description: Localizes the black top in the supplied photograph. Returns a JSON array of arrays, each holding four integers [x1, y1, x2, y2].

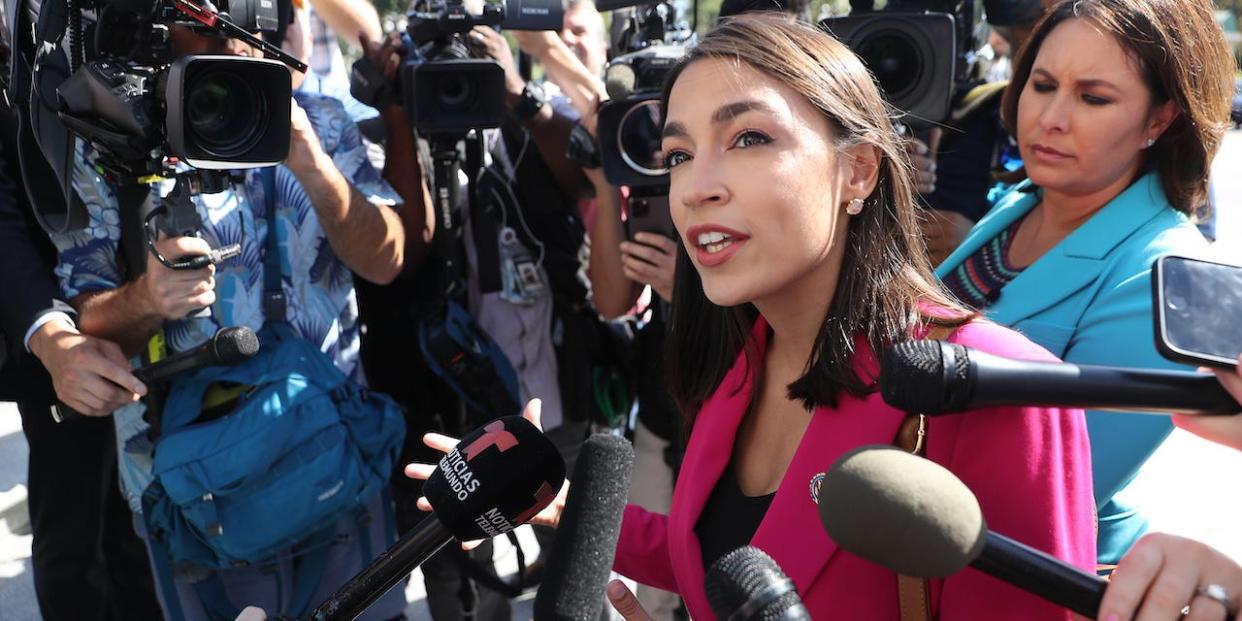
[[695, 463, 776, 571]]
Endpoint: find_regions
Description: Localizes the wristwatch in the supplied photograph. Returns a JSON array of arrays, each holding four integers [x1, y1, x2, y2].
[[513, 82, 548, 122]]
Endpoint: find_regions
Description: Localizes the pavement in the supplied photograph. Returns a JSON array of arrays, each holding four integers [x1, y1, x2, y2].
[[1, 129, 1241, 620]]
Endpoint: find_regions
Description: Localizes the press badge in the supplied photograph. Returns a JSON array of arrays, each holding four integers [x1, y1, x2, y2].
[[498, 226, 544, 305]]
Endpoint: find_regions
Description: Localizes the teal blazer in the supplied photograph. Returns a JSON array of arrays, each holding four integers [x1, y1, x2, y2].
[[936, 172, 1208, 563]]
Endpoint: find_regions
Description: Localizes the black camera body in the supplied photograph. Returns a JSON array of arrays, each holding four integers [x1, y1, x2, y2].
[[351, 0, 562, 136], [595, 3, 689, 191], [58, 54, 291, 172], [821, 0, 984, 127]]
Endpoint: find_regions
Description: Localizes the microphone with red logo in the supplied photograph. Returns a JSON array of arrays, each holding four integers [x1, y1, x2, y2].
[[308, 415, 567, 621]]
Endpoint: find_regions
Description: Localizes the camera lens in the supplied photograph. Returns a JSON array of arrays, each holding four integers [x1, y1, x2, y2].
[[617, 100, 666, 177], [856, 29, 923, 102], [436, 74, 474, 111], [186, 69, 268, 158]]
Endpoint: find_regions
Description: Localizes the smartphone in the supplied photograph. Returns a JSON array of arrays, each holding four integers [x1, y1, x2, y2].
[[1153, 255, 1242, 368], [625, 194, 676, 241]]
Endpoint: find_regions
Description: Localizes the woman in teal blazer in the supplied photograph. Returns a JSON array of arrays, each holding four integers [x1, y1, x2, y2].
[[935, 0, 1234, 565]]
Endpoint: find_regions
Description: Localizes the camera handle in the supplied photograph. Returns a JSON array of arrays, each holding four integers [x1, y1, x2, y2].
[[429, 135, 471, 301], [141, 172, 242, 272]]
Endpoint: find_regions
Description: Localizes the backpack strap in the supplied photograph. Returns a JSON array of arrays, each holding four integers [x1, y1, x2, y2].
[[893, 322, 958, 621]]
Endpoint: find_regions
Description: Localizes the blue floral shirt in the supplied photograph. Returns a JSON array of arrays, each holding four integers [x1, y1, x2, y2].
[[49, 91, 400, 510]]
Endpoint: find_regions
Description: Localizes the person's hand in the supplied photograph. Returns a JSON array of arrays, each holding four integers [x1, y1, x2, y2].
[[607, 580, 653, 621], [141, 235, 216, 320], [920, 209, 974, 267], [620, 232, 677, 302], [1172, 356, 1242, 452], [511, 30, 559, 59], [905, 136, 937, 195], [465, 27, 524, 105], [28, 320, 146, 416], [1095, 533, 1242, 621], [234, 607, 267, 621], [286, 98, 324, 173], [360, 31, 405, 83], [402, 399, 570, 546]]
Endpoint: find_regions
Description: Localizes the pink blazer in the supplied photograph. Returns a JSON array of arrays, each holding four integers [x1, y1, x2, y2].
[[613, 318, 1096, 620]]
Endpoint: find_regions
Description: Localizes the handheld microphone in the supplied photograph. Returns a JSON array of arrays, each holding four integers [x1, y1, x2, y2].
[[533, 433, 635, 621], [817, 445, 1106, 618], [133, 326, 259, 385], [881, 340, 1240, 416], [308, 415, 567, 621], [704, 546, 811, 621], [51, 326, 260, 423]]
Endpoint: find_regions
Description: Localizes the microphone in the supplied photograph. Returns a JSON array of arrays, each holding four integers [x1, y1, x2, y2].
[[881, 340, 1240, 416], [533, 433, 634, 621], [704, 546, 811, 621], [817, 445, 1106, 618], [51, 326, 260, 423], [604, 63, 637, 100], [133, 326, 260, 385], [308, 415, 567, 621]]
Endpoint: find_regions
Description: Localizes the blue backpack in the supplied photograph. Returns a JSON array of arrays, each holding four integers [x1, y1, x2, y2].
[[138, 169, 405, 619], [141, 321, 405, 570]]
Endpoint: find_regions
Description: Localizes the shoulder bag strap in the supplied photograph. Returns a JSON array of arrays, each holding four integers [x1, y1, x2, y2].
[[893, 322, 958, 621]]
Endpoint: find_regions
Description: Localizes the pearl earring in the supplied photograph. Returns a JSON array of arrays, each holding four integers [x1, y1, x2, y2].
[[846, 198, 864, 215], [1145, 137, 1156, 149]]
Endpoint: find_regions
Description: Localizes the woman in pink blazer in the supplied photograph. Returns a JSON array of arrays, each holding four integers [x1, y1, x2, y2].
[[411, 13, 1095, 620]]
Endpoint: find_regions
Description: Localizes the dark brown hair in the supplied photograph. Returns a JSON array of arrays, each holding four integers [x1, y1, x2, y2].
[[660, 14, 970, 425], [1000, 0, 1235, 213]]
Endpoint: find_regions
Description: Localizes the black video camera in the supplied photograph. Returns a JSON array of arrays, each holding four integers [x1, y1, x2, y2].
[[350, 0, 562, 136], [820, 0, 985, 127], [595, 2, 690, 191], [53, 0, 303, 179]]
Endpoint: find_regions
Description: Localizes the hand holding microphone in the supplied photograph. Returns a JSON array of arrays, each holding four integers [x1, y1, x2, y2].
[[1173, 354, 1242, 451], [403, 398, 570, 549], [311, 409, 567, 620]]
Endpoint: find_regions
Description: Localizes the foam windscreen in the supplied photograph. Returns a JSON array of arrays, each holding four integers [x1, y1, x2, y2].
[[215, 326, 260, 363], [817, 445, 986, 578], [421, 415, 566, 541], [533, 433, 634, 621]]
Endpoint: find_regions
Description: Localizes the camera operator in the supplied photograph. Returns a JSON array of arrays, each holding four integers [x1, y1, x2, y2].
[[917, 0, 1047, 266], [356, 10, 600, 619], [43, 21, 410, 621]]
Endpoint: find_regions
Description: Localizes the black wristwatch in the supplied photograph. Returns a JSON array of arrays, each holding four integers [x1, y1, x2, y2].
[[513, 82, 548, 122]]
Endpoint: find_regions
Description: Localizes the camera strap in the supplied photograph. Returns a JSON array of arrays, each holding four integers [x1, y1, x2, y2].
[[260, 167, 287, 322]]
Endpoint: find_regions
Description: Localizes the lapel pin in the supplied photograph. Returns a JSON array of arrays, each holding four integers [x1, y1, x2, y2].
[[809, 472, 825, 504]]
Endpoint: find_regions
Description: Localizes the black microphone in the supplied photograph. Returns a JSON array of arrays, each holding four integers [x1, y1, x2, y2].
[[704, 546, 811, 621], [51, 326, 260, 423], [133, 326, 260, 385], [308, 415, 567, 621], [818, 445, 1108, 619], [534, 433, 634, 621], [881, 340, 1240, 416]]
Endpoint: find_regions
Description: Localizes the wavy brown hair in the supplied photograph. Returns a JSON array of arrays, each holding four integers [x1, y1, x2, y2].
[[661, 14, 971, 424], [999, 0, 1235, 213]]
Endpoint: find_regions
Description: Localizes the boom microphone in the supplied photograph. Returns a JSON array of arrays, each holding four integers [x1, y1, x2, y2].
[[817, 446, 1107, 618], [308, 415, 567, 621], [881, 340, 1240, 416], [704, 546, 811, 621], [533, 433, 635, 621], [133, 326, 260, 385]]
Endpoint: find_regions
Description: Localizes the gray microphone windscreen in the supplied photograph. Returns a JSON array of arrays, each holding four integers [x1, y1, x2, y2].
[[533, 433, 634, 621], [604, 63, 637, 101], [704, 546, 810, 621], [817, 446, 986, 578], [213, 326, 260, 364]]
